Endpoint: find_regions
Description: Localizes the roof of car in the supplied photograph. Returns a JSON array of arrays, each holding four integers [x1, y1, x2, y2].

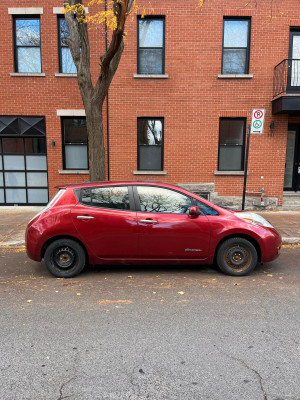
[[56, 181, 179, 190]]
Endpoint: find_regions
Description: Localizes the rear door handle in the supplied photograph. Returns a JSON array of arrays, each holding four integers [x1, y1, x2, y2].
[[77, 215, 94, 220], [140, 219, 158, 224]]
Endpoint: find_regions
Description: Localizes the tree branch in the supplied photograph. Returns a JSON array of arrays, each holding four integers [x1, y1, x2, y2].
[[64, 0, 93, 96], [94, 0, 133, 102]]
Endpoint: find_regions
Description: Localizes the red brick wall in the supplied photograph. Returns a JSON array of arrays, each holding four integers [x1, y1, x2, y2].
[[0, 0, 296, 204]]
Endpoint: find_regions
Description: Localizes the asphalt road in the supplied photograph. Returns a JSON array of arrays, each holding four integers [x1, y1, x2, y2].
[[0, 246, 299, 400]]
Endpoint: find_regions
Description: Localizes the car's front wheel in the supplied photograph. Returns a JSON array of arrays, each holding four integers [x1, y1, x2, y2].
[[44, 238, 86, 278], [216, 237, 258, 276]]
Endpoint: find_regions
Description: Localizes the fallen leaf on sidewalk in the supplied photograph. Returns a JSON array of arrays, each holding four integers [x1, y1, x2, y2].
[[267, 274, 273, 277], [127, 276, 133, 279], [76, 293, 81, 296], [27, 300, 32, 303], [177, 291, 185, 295]]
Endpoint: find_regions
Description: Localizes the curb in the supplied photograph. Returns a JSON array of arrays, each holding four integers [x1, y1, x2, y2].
[[281, 237, 300, 245]]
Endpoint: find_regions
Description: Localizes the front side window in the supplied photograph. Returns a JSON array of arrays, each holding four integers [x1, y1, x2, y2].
[[62, 118, 88, 170], [14, 17, 41, 73], [138, 118, 163, 171], [137, 186, 192, 214], [138, 17, 165, 74], [222, 18, 250, 74], [81, 186, 130, 210], [218, 118, 246, 171], [193, 199, 219, 216], [58, 16, 76, 74]]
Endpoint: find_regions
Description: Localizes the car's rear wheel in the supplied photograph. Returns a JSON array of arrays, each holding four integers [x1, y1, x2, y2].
[[44, 239, 86, 278], [216, 237, 258, 276]]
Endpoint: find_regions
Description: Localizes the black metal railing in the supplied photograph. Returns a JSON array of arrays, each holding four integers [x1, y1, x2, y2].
[[274, 59, 300, 97]]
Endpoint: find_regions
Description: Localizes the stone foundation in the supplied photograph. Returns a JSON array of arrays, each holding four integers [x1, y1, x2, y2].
[[177, 183, 279, 211]]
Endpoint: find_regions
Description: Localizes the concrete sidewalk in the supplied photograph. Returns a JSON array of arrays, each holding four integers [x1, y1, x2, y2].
[[0, 207, 299, 246]]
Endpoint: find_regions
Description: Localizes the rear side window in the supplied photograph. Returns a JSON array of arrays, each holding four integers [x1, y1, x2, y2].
[[194, 199, 219, 216], [80, 186, 130, 210]]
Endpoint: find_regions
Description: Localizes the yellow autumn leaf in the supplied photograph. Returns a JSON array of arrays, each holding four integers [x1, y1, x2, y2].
[[177, 291, 185, 295]]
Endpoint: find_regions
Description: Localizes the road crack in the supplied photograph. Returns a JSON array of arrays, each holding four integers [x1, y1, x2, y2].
[[215, 346, 267, 400], [57, 376, 76, 400]]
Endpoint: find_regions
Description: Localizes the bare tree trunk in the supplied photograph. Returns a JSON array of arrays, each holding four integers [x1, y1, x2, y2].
[[64, 0, 133, 182], [84, 100, 105, 181]]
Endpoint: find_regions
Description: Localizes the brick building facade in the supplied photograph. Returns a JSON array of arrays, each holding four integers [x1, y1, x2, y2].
[[0, 0, 299, 209]]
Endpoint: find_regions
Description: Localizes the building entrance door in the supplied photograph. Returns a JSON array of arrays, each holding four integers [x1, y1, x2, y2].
[[284, 126, 300, 191]]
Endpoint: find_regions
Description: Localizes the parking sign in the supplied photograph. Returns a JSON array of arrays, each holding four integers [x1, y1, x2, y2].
[[251, 108, 265, 134]]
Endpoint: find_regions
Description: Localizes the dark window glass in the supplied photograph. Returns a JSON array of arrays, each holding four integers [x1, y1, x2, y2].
[[2, 138, 24, 154], [138, 18, 164, 74], [25, 138, 46, 154], [222, 19, 250, 74], [58, 17, 76, 73], [137, 186, 192, 214], [193, 199, 219, 216], [62, 118, 88, 170], [138, 118, 163, 171], [81, 186, 129, 210], [81, 188, 91, 205], [0, 116, 46, 136], [218, 118, 246, 171], [14, 18, 41, 73]]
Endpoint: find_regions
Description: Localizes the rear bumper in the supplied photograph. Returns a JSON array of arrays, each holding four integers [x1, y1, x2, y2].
[[26, 224, 49, 262]]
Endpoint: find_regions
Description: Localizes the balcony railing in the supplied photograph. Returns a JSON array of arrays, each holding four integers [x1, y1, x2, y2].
[[273, 58, 300, 98]]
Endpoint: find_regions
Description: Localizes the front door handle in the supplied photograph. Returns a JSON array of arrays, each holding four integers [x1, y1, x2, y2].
[[77, 215, 94, 220], [140, 219, 158, 224]]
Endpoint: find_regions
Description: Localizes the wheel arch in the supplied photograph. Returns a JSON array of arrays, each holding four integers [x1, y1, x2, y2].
[[213, 233, 262, 264], [41, 235, 90, 263]]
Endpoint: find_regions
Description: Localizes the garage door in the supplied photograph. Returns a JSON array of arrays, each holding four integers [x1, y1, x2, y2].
[[0, 116, 48, 205]]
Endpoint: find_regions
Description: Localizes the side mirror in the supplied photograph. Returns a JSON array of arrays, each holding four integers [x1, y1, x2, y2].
[[189, 206, 200, 216]]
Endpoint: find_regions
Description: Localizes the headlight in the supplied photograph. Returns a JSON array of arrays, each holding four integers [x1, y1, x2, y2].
[[234, 212, 274, 228]]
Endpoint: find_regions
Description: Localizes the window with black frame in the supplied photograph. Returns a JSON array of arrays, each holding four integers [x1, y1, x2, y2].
[[218, 118, 246, 171], [222, 18, 250, 75], [58, 16, 76, 74], [62, 118, 88, 170], [138, 17, 165, 74], [14, 17, 41, 73], [0, 116, 48, 205], [138, 118, 163, 171]]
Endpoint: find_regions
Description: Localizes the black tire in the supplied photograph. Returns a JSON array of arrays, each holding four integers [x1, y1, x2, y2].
[[216, 237, 258, 276], [44, 239, 86, 278]]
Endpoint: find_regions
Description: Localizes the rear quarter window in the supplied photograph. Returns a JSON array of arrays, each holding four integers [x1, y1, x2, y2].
[[80, 186, 130, 210]]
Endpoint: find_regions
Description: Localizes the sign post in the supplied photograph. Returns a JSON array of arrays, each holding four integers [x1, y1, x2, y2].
[[242, 109, 265, 210]]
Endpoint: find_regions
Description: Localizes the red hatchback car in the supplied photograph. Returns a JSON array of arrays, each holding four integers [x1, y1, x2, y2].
[[26, 181, 281, 278]]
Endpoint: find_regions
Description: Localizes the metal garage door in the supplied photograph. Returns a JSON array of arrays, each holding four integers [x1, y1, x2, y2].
[[0, 116, 48, 205]]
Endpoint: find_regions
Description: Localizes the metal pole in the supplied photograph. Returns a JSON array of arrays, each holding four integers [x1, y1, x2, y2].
[[242, 124, 251, 210], [105, 0, 110, 181]]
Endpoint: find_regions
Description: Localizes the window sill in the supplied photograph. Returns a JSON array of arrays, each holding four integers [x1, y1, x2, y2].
[[217, 74, 253, 79], [55, 73, 77, 77], [133, 74, 169, 79], [58, 170, 89, 175], [10, 72, 46, 77], [214, 171, 245, 176], [133, 170, 167, 175]]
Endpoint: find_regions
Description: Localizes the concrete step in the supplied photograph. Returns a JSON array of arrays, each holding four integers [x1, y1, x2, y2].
[[280, 193, 300, 210]]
